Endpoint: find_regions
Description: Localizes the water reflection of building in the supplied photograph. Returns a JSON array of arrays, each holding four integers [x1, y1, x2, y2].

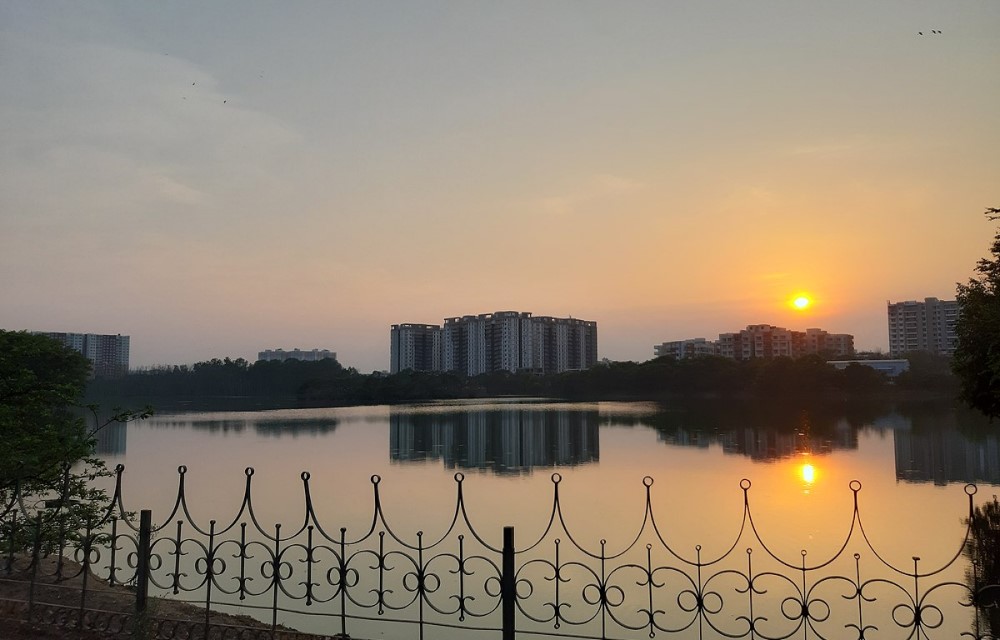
[[720, 422, 858, 461], [390, 410, 599, 474], [652, 420, 858, 462], [894, 428, 1000, 486], [93, 421, 127, 456]]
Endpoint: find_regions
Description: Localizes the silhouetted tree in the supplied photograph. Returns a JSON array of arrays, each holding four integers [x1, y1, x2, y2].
[[965, 496, 1000, 637], [838, 362, 889, 394], [954, 208, 1000, 418], [1, 331, 93, 492]]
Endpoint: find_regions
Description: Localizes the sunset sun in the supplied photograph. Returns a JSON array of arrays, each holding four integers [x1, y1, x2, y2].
[[792, 296, 811, 310]]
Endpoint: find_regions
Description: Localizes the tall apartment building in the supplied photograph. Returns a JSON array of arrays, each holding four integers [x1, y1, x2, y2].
[[257, 348, 337, 362], [657, 324, 854, 361], [391, 311, 598, 375], [35, 332, 130, 377], [390, 324, 442, 373], [887, 298, 959, 357]]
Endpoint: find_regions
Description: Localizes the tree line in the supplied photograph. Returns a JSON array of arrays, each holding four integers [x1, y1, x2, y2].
[[86, 351, 958, 408]]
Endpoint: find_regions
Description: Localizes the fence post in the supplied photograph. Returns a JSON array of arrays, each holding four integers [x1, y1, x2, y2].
[[27, 512, 43, 623], [502, 525, 515, 640], [135, 510, 152, 615]]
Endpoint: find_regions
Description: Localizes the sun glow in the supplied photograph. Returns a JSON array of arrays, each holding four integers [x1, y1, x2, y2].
[[800, 463, 816, 484], [792, 296, 811, 310]]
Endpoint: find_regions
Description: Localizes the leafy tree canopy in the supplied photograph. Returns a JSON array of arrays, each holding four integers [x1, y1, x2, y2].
[[954, 208, 1000, 419], [0, 330, 93, 491], [1, 331, 150, 516]]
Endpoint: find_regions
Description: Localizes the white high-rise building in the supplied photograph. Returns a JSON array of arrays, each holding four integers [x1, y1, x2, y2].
[[390, 324, 441, 373], [35, 332, 130, 377], [887, 297, 959, 356], [393, 311, 598, 376]]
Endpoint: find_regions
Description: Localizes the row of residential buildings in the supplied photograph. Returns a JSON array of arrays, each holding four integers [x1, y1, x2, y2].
[[24, 297, 958, 378], [33, 332, 130, 378], [654, 324, 855, 361], [653, 297, 960, 362], [390, 311, 598, 376]]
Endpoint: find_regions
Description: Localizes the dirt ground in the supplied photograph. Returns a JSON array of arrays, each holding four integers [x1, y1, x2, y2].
[[0, 556, 351, 639]]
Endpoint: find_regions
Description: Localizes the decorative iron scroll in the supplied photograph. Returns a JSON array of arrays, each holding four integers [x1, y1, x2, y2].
[[2, 466, 999, 640]]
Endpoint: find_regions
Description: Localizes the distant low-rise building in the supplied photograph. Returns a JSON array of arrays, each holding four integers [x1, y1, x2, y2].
[[257, 348, 337, 362], [828, 359, 910, 378], [887, 297, 958, 357], [654, 338, 717, 359], [34, 332, 130, 378], [655, 324, 854, 361]]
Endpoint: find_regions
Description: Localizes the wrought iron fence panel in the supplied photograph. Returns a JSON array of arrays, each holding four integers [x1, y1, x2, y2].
[[1, 464, 998, 640]]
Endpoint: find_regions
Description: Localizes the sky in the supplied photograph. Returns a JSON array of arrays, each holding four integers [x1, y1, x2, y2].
[[2, 2, 998, 372]]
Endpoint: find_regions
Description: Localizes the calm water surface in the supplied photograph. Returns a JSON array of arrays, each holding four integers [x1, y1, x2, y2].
[[91, 399, 1000, 638]]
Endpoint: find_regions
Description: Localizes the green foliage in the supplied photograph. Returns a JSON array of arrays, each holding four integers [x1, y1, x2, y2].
[[838, 362, 890, 394], [894, 351, 959, 393], [0, 330, 93, 491], [90, 356, 347, 401], [0, 330, 150, 549], [954, 208, 1000, 418], [88, 350, 948, 409]]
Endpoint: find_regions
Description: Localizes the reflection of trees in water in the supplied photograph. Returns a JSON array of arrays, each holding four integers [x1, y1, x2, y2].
[[254, 419, 339, 436], [150, 417, 339, 436], [607, 401, 865, 462], [966, 496, 1000, 637], [892, 403, 1000, 486]]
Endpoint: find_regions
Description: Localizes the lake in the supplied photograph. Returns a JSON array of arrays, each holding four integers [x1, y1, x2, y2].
[[90, 399, 1000, 639]]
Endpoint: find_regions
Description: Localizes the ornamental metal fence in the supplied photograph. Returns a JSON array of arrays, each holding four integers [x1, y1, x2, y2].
[[1, 465, 998, 640]]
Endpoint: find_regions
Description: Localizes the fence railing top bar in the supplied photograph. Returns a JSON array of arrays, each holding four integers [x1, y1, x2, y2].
[[4, 466, 987, 580]]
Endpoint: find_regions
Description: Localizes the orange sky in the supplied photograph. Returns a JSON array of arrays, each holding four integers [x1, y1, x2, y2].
[[1, 2, 998, 370]]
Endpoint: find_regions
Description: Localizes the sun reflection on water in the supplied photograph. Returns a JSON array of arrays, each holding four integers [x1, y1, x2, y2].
[[799, 460, 817, 493]]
